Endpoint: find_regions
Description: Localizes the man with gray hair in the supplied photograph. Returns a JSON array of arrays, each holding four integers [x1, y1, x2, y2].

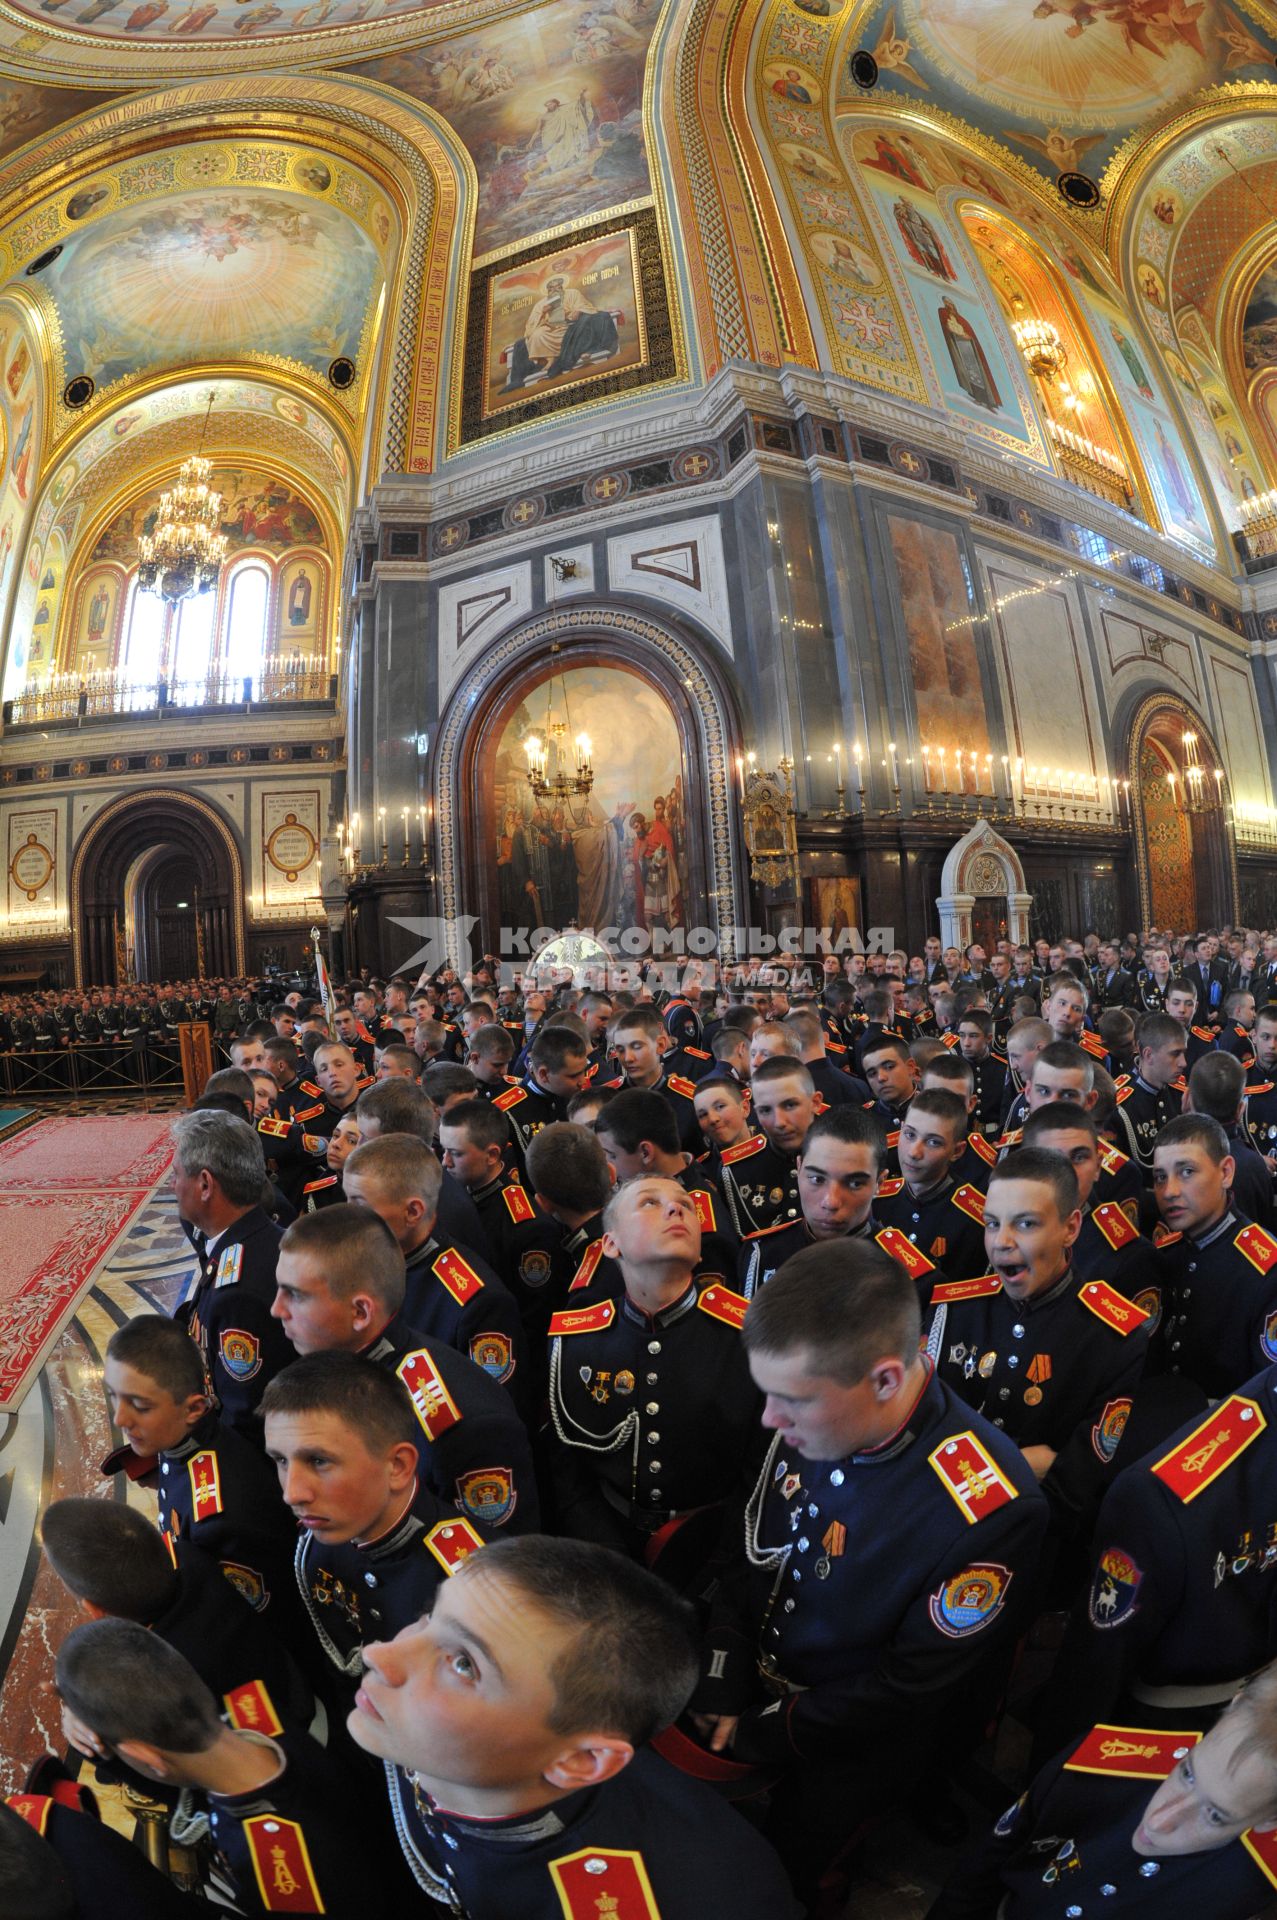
[[171, 1109, 292, 1439]]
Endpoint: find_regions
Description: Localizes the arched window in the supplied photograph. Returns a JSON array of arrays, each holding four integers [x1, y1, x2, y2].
[[123, 581, 164, 684], [224, 564, 271, 686], [172, 590, 217, 690]]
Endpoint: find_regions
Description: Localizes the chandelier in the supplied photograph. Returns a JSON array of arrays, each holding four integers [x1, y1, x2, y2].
[[1171, 732, 1225, 818], [1012, 317, 1068, 381], [524, 663, 593, 803], [137, 393, 228, 604]]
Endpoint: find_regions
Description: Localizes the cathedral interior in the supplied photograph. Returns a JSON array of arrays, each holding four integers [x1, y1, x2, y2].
[[4, 1, 1277, 1914]]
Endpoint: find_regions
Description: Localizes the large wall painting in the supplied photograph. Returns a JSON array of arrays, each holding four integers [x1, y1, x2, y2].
[[357, 0, 660, 260], [90, 467, 326, 563], [490, 664, 686, 935], [886, 513, 990, 757], [483, 228, 646, 416], [0, 306, 43, 701], [31, 188, 382, 394]]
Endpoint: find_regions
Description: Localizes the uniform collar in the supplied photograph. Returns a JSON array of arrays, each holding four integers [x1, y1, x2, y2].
[[621, 1280, 698, 1330], [850, 1361, 937, 1466], [1189, 1208, 1237, 1250], [354, 1502, 424, 1562], [1021, 1263, 1076, 1313], [162, 1409, 220, 1463]]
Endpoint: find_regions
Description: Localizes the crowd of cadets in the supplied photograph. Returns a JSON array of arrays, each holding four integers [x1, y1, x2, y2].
[[13, 927, 1277, 1917]]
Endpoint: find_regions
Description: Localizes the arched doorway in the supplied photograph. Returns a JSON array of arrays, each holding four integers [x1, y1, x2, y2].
[[1128, 699, 1237, 931], [72, 791, 245, 986], [435, 605, 745, 964]]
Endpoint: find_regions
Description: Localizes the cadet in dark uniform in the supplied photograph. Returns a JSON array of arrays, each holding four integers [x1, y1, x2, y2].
[[264, 1354, 486, 1696], [931, 1667, 1277, 1920], [54, 1617, 416, 1913], [101, 1315, 298, 1622], [170, 1110, 294, 1441], [957, 1010, 1008, 1139], [1023, 1104, 1161, 1313], [715, 1054, 821, 1238], [684, 1241, 1048, 1905], [348, 1533, 801, 1919], [1187, 1050, 1275, 1228], [523, 1122, 617, 1320], [1152, 1114, 1277, 1398], [737, 1106, 888, 1299], [270, 1203, 538, 1533], [1035, 1362, 1277, 1766], [1124, 1013, 1190, 1176], [592, 1088, 740, 1280], [490, 1024, 592, 1167], [42, 1498, 315, 1745], [783, 1006, 873, 1105], [1, 1788, 192, 1920], [438, 1096, 565, 1308], [544, 1176, 758, 1573], [927, 1147, 1151, 1553], [876, 1088, 990, 1281], [606, 1006, 706, 1155], [343, 1133, 527, 1405], [1244, 1004, 1277, 1157], [860, 1031, 921, 1175]]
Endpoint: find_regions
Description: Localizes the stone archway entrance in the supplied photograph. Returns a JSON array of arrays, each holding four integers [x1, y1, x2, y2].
[[1128, 699, 1236, 931], [935, 820, 1033, 952], [72, 791, 245, 986]]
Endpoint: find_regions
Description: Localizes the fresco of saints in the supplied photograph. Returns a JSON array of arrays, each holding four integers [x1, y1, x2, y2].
[[862, 130, 929, 188], [632, 795, 682, 932], [87, 582, 110, 639], [1110, 325, 1153, 399], [288, 569, 313, 626], [893, 197, 955, 280], [501, 267, 619, 392], [937, 299, 1001, 411], [528, 93, 596, 176], [565, 793, 619, 930]]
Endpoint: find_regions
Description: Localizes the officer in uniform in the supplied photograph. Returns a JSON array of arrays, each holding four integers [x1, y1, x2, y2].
[[101, 1315, 298, 1624], [348, 1533, 800, 1918], [491, 1024, 592, 1168], [1123, 1014, 1190, 1177], [684, 1241, 1048, 1906], [1151, 1113, 1277, 1397], [926, 1147, 1151, 1555], [343, 1135, 527, 1410], [932, 1674, 1277, 1919], [264, 1354, 487, 1697], [545, 1177, 759, 1574], [705, 1056, 814, 1237], [1035, 1361, 1277, 1774], [1023, 1104, 1160, 1312], [860, 1031, 920, 1173], [54, 1616, 416, 1912], [957, 1010, 1008, 1139], [875, 1088, 990, 1282], [270, 1204, 539, 1534], [171, 1111, 294, 1440], [308, 1039, 375, 1137], [915, 1053, 1003, 1193], [737, 1106, 903, 1299]]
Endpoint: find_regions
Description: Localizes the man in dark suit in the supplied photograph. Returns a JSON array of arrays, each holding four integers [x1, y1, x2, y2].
[[1094, 941, 1136, 1010], [1182, 935, 1229, 1025]]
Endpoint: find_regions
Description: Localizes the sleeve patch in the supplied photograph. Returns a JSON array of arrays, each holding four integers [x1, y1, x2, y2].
[[218, 1328, 262, 1382], [1091, 1398, 1132, 1463], [456, 1466, 516, 1528], [469, 1331, 515, 1384], [928, 1563, 1012, 1638], [1087, 1548, 1143, 1629]]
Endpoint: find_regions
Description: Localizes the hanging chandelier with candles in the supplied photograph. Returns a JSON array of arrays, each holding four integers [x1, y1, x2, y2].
[[137, 393, 228, 604], [1012, 316, 1068, 381], [524, 660, 593, 803]]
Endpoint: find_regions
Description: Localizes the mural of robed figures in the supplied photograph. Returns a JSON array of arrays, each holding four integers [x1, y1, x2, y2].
[[938, 298, 1002, 410], [485, 228, 645, 416], [893, 197, 955, 280], [491, 665, 687, 937]]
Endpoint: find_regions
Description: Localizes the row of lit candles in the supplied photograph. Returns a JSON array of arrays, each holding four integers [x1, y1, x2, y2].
[[1044, 419, 1126, 477], [336, 804, 433, 869], [524, 731, 592, 782], [1238, 488, 1277, 524]]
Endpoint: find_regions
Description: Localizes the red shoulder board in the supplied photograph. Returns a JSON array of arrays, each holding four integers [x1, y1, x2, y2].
[[886, 1128, 901, 1149], [1152, 1222, 1182, 1247], [967, 1132, 997, 1167], [433, 1248, 485, 1305], [502, 1184, 535, 1225], [930, 1274, 1002, 1304], [1064, 1725, 1200, 1781], [697, 1283, 748, 1330], [1093, 1202, 1138, 1252], [875, 1227, 936, 1279], [1078, 1280, 1149, 1337], [302, 1174, 338, 1195], [550, 1300, 617, 1336], [941, 1031, 959, 1049], [1097, 1142, 1129, 1173], [684, 1046, 712, 1060], [494, 1086, 526, 1111], [397, 1349, 463, 1440], [827, 1039, 847, 1054], [424, 1517, 485, 1575], [688, 1188, 719, 1235], [1192, 1025, 1215, 1042], [928, 1430, 1019, 1524], [997, 1127, 1023, 1150], [1114, 1084, 1134, 1106], [1249, 1081, 1275, 1096], [550, 1847, 660, 1918], [1079, 1030, 1107, 1058], [666, 1074, 697, 1098], [950, 1183, 985, 1225], [569, 1239, 605, 1293], [876, 1176, 905, 1197], [6, 1794, 52, 1837], [1236, 1223, 1277, 1275], [743, 1218, 797, 1241], [257, 1116, 291, 1139], [1242, 1828, 1277, 1891], [813, 1096, 829, 1116], [1151, 1394, 1266, 1503], [721, 1133, 766, 1166], [224, 1679, 283, 1738], [242, 1814, 325, 1912], [293, 1102, 325, 1124], [300, 1079, 322, 1097], [189, 1449, 223, 1523]]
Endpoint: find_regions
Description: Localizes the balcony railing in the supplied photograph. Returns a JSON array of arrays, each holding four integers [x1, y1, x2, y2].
[[5, 656, 335, 728]]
